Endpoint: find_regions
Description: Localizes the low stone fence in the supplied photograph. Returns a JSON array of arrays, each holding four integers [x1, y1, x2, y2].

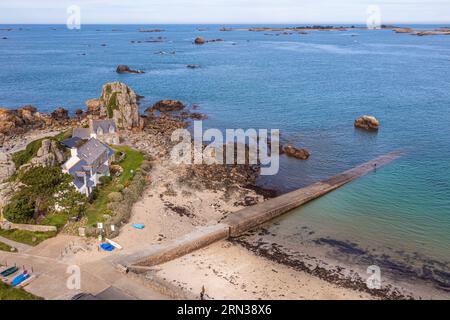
[[0, 221, 57, 232]]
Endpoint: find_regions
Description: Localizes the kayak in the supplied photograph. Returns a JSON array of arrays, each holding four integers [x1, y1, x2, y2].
[[1, 266, 18, 277], [17, 275, 36, 288], [11, 272, 30, 287], [133, 224, 145, 229], [99, 243, 115, 251]]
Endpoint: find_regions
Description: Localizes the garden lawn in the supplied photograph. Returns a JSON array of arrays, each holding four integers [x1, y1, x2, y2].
[[0, 229, 56, 246], [85, 146, 144, 226], [0, 281, 42, 300]]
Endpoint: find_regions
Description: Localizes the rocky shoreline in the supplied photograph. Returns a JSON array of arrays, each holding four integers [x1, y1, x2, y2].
[[231, 233, 413, 300]]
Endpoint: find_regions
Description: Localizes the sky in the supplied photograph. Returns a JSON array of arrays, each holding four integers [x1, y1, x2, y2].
[[0, 0, 449, 24]]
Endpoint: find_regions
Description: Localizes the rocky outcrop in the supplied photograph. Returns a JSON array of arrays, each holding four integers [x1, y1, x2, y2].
[[354, 115, 380, 131], [194, 37, 205, 45], [0, 182, 21, 214], [85, 82, 141, 130], [51, 107, 69, 121], [180, 111, 207, 120], [148, 100, 185, 112], [282, 145, 310, 160], [116, 65, 145, 74], [0, 106, 52, 143], [28, 139, 66, 168], [0, 153, 15, 183], [85, 98, 103, 116]]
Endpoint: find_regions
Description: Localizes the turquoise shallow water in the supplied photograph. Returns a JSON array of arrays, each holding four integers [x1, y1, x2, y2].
[[0, 24, 449, 293]]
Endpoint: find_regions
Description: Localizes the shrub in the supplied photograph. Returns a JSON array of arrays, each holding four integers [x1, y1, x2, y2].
[[99, 176, 112, 185], [89, 188, 99, 202], [107, 192, 123, 202], [3, 194, 35, 223], [116, 184, 124, 192]]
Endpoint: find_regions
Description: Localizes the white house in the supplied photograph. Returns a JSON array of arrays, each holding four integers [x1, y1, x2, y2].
[[61, 138, 115, 196]]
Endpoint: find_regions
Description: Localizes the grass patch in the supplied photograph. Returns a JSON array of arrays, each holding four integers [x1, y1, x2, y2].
[[11, 139, 43, 169], [40, 214, 69, 230], [0, 241, 13, 252], [85, 146, 144, 226], [0, 229, 56, 246], [0, 281, 42, 300]]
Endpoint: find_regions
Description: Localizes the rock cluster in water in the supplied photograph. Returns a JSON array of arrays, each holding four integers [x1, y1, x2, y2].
[[116, 65, 145, 74], [282, 145, 310, 160], [194, 37, 205, 44], [147, 100, 186, 112], [354, 115, 380, 131]]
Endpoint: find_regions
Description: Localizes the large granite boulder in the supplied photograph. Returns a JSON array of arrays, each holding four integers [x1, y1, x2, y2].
[[354, 115, 380, 131], [51, 107, 69, 121], [116, 65, 145, 74], [28, 139, 66, 168], [194, 37, 205, 44], [0, 152, 15, 183], [85, 82, 141, 130], [282, 145, 310, 160]]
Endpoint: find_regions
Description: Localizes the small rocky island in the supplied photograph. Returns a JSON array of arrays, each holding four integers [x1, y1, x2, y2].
[[354, 115, 380, 131]]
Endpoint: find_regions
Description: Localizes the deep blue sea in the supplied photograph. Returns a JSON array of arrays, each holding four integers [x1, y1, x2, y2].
[[1, 24, 449, 296]]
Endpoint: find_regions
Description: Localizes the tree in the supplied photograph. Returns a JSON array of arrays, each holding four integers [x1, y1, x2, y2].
[[3, 192, 35, 223]]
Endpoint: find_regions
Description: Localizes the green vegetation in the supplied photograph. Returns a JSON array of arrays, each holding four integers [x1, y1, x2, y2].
[[4, 166, 87, 227], [0, 281, 42, 300], [116, 146, 145, 184], [106, 92, 118, 118], [11, 130, 72, 169], [105, 84, 112, 95], [11, 138, 44, 169], [0, 229, 56, 246], [0, 241, 13, 252], [40, 214, 69, 230], [85, 146, 144, 226]]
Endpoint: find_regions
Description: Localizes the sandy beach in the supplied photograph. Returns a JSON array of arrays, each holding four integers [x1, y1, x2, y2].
[[148, 240, 374, 300]]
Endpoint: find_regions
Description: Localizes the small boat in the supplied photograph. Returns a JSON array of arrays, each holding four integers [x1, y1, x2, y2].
[[133, 224, 145, 229], [17, 275, 36, 288], [11, 272, 30, 287], [99, 243, 115, 251], [1, 266, 18, 277]]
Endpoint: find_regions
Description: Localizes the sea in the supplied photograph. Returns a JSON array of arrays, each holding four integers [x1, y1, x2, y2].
[[0, 24, 449, 298]]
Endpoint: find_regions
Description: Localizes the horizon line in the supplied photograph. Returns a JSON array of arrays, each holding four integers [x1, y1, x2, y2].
[[1, 22, 450, 25]]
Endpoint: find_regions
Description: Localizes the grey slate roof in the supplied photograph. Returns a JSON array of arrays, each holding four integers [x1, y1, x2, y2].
[[91, 120, 116, 134], [77, 138, 112, 165], [61, 137, 83, 149], [73, 128, 90, 139]]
